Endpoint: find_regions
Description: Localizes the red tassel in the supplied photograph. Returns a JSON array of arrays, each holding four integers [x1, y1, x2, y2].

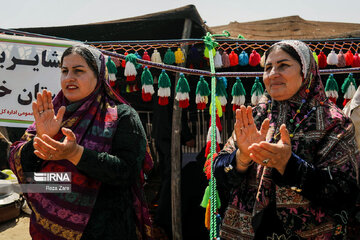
[[343, 98, 350, 107], [142, 90, 152, 102], [328, 97, 337, 104], [249, 50, 261, 67], [121, 52, 128, 68], [345, 50, 354, 66], [197, 102, 207, 110], [142, 51, 151, 69], [179, 99, 189, 108], [109, 81, 116, 87], [204, 141, 220, 158], [352, 53, 360, 67], [233, 104, 240, 112], [158, 97, 169, 106], [221, 106, 226, 113], [209, 115, 222, 132], [126, 75, 136, 82], [318, 51, 327, 68], [229, 51, 239, 66]]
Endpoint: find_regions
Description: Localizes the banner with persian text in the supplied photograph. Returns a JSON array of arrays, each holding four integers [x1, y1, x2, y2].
[[0, 34, 80, 128]]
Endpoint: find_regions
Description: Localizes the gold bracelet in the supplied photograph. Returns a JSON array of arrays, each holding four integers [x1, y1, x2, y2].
[[238, 159, 254, 168]]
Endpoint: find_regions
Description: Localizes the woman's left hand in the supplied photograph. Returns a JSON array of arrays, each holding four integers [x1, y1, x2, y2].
[[33, 127, 84, 165], [248, 124, 292, 175]]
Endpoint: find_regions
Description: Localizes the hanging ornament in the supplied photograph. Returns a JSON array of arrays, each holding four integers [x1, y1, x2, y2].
[[352, 53, 360, 67], [195, 76, 210, 110], [216, 77, 228, 112], [204, 46, 216, 59], [345, 50, 354, 66], [124, 53, 141, 82], [106, 56, 117, 87], [134, 51, 142, 59], [249, 50, 261, 67], [188, 45, 201, 69], [142, 51, 151, 61], [175, 47, 185, 65], [157, 70, 171, 106], [327, 50, 338, 65], [231, 77, 246, 111], [151, 49, 162, 63], [163, 48, 175, 65], [214, 51, 223, 68], [229, 50, 239, 66], [121, 51, 128, 68], [200, 184, 221, 230], [221, 51, 230, 68], [337, 50, 346, 67], [324, 74, 339, 104], [141, 66, 154, 102], [239, 50, 249, 66], [341, 73, 357, 106], [204, 125, 222, 158], [175, 73, 190, 108], [312, 52, 318, 64], [251, 77, 264, 105], [317, 51, 327, 69]]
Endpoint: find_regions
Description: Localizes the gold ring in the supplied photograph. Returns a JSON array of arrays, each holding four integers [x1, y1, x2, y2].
[[262, 159, 270, 164]]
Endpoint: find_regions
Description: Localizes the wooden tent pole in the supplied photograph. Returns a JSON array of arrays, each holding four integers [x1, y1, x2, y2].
[[171, 18, 192, 240]]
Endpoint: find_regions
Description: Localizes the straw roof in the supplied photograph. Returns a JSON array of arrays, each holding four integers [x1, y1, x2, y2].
[[209, 15, 360, 40]]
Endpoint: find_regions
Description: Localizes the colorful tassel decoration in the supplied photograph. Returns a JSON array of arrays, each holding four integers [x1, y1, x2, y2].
[[134, 51, 142, 59], [214, 51, 223, 68], [229, 50, 239, 66], [124, 53, 141, 82], [157, 70, 171, 106], [249, 50, 261, 67], [345, 50, 354, 66], [175, 47, 185, 65], [195, 76, 210, 110], [231, 77, 246, 111], [352, 53, 360, 67], [121, 52, 128, 68], [317, 51, 327, 69], [151, 49, 162, 63], [175, 73, 190, 108], [312, 52, 318, 64], [142, 51, 151, 61], [341, 73, 357, 106], [106, 56, 117, 87], [188, 45, 201, 69], [324, 74, 339, 104], [239, 50, 249, 66], [163, 48, 175, 65], [141, 66, 154, 102], [251, 77, 264, 105], [200, 185, 221, 230], [216, 77, 228, 112], [221, 51, 230, 68], [337, 50, 346, 67], [327, 50, 338, 65], [204, 46, 216, 59]]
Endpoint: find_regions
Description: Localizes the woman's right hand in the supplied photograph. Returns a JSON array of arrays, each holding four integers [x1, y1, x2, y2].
[[235, 105, 270, 165], [32, 89, 65, 139]]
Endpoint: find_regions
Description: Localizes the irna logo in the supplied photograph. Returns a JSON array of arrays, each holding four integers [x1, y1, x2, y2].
[[33, 172, 71, 182]]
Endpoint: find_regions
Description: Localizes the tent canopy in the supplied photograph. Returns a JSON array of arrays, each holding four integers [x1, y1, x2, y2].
[[15, 5, 208, 41]]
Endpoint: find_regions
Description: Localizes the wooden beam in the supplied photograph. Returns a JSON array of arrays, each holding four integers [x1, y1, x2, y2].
[[171, 18, 192, 240]]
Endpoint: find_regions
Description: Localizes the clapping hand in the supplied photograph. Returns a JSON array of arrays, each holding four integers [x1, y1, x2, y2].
[[248, 124, 292, 175], [33, 127, 83, 165], [32, 89, 65, 139], [234, 105, 270, 166]]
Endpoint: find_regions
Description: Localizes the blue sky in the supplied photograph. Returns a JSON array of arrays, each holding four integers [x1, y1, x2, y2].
[[1, 0, 359, 28]]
